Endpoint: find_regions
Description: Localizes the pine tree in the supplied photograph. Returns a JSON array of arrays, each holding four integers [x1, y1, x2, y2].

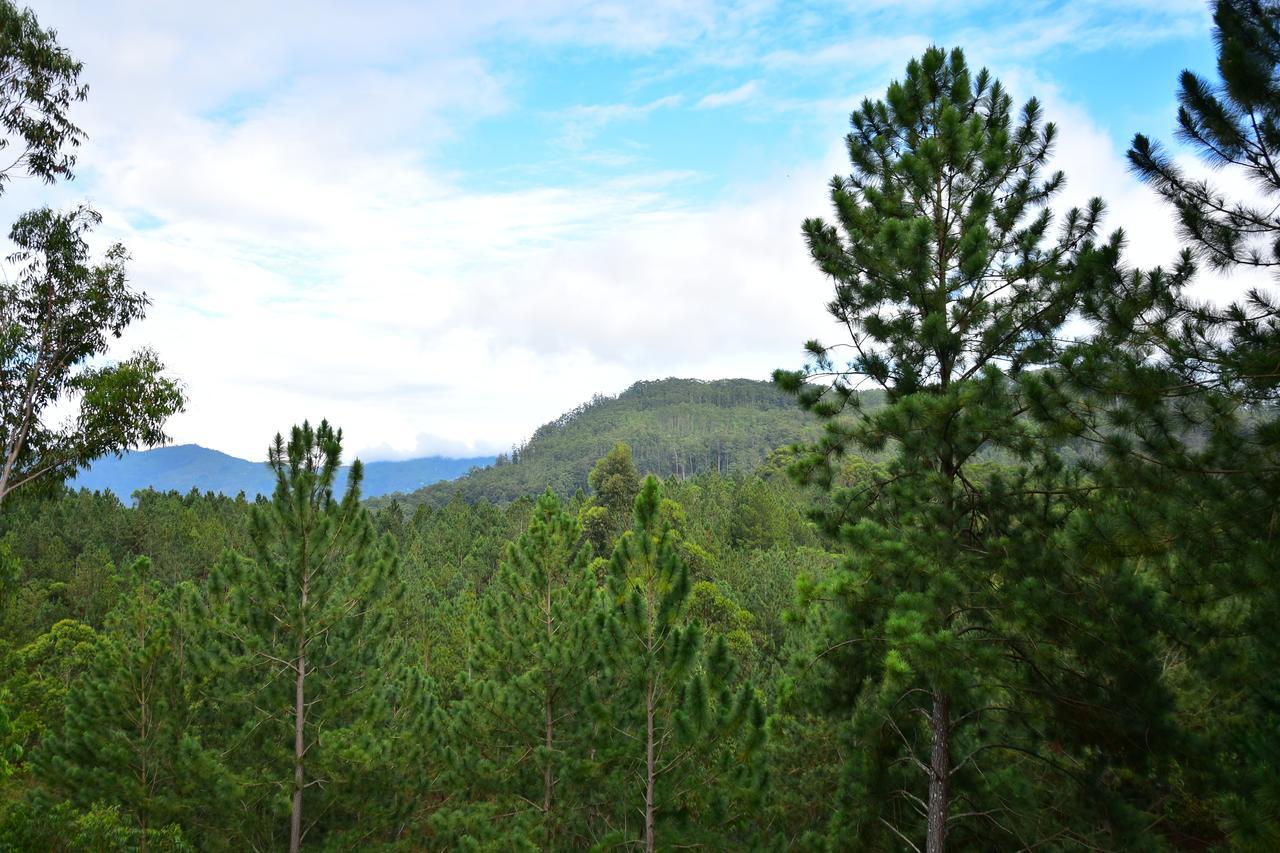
[[436, 489, 600, 848], [1042, 1, 1280, 842], [38, 557, 222, 849], [776, 47, 1170, 849], [1130, 0, 1280, 284], [594, 475, 763, 852], [198, 420, 426, 851]]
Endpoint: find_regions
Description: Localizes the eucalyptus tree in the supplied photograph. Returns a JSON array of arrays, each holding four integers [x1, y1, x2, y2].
[[0, 207, 184, 508], [0, 0, 87, 191], [0, 1, 183, 509]]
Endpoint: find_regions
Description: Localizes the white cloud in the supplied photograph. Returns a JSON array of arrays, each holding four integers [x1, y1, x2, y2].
[[9, 0, 1228, 465], [558, 95, 683, 149], [1003, 70, 1273, 312], [697, 80, 760, 108]]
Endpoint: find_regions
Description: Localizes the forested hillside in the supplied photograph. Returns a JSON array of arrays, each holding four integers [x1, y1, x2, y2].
[[380, 377, 843, 508]]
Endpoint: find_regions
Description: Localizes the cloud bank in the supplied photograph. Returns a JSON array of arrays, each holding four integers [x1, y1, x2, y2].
[[14, 0, 1219, 461]]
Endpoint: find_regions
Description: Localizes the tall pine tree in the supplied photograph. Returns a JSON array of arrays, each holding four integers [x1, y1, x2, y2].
[[199, 420, 426, 851], [594, 475, 763, 852], [436, 489, 600, 848], [1038, 1, 1280, 843], [776, 47, 1170, 850]]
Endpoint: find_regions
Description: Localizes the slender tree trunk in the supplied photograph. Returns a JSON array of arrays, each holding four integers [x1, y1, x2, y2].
[[290, 579, 309, 853], [926, 689, 951, 853], [644, 677, 656, 853], [290, 651, 306, 853], [543, 575, 555, 841], [0, 428, 24, 508], [544, 694, 554, 813], [0, 344, 48, 509], [138, 618, 151, 853]]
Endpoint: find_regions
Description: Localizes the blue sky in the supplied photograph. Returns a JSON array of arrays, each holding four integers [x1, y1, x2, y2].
[[15, 1, 1225, 461]]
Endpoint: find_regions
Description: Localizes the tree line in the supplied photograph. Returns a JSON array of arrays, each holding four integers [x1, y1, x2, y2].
[[388, 378, 827, 510]]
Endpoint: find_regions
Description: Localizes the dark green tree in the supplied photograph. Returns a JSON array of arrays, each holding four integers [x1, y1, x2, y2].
[[581, 442, 641, 555], [589, 442, 641, 518], [776, 47, 1169, 850], [437, 490, 600, 848], [594, 475, 763, 852], [200, 421, 427, 852], [1043, 1, 1280, 843]]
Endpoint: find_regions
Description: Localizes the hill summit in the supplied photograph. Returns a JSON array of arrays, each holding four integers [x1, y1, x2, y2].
[[376, 377, 823, 508]]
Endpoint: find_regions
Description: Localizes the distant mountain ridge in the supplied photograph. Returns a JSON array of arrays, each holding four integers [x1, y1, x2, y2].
[[73, 444, 494, 501], [374, 377, 845, 509]]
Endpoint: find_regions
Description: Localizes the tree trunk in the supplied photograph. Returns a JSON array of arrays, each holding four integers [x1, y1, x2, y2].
[[290, 576, 309, 853], [290, 650, 306, 853], [644, 677, 656, 853], [544, 574, 555, 841], [926, 689, 951, 853], [544, 693, 554, 813]]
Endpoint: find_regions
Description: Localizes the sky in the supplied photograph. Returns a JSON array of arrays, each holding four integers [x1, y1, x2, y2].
[[10, 0, 1230, 462]]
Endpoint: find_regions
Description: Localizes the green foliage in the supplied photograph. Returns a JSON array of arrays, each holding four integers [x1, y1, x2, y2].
[[380, 378, 830, 509], [0, 616, 97, 769], [0, 2, 183, 511], [776, 46, 1170, 849], [581, 441, 640, 554], [0, 794, 193, 852], [593, 475, 765, 851], [1029, 3, 1280, 845], [0, 206, 185, 508], [196, 421, 430, 849], [435, 490, 600, 848], [588, 442, 641, 517], [4, 13, 1279, 847], [38, 557, 234, 843], [0, 0, 87, 190], [1129, 0, 1280, 280]]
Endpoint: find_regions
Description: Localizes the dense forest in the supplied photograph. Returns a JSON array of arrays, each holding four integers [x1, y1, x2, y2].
[[371, 378, 834, 509], [1, 1, 1279, 851]]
